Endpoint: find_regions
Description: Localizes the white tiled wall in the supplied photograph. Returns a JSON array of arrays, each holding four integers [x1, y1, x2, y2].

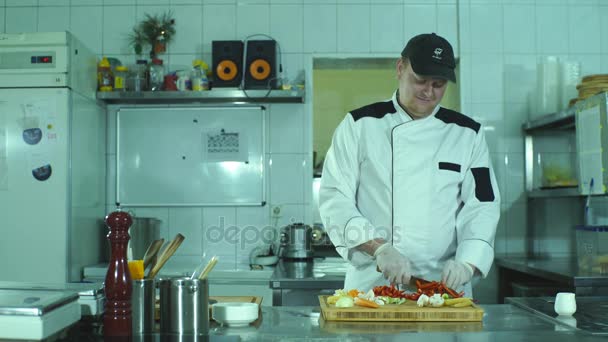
[[3, 1, 607, 278], [458, 0, 608, 267]]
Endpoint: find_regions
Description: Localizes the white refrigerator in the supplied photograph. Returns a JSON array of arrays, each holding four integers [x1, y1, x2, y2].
[[0, 32, 106, 283]]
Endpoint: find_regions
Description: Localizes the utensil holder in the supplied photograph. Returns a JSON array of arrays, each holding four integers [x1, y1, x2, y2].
[[132, 279, 155, 334], [159, 277, 209, 335]]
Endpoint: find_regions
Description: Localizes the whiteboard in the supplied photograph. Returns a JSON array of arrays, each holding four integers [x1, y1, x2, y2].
[[116, 106, 265, 206]]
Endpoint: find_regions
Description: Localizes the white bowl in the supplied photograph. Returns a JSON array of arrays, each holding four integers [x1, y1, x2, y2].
[[212, 302, 259, 327], [253, 255, 278, 266]]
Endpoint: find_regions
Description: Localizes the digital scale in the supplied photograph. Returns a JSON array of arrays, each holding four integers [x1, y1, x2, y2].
[[0, 289, 81, 340]]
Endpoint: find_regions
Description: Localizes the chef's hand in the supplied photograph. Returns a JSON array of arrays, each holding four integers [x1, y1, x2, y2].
[[374, 243, 412, 285], [441, 260, 475, 289]]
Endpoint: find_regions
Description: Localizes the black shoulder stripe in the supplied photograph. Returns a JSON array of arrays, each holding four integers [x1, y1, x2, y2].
[[435, 108, 481, 133], [471, 167, 495, 202], [350, 101, 397, 122]]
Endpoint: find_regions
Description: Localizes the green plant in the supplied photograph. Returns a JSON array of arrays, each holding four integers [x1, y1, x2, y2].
[[128, 11, 176, 59]]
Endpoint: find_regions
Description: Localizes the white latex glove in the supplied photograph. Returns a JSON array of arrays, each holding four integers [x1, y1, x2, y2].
[[374, 243, 412, 285], [441, 260, 475, 289]]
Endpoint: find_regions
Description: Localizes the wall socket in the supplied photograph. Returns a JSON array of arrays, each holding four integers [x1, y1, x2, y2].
[[271, 205, 282, 217]]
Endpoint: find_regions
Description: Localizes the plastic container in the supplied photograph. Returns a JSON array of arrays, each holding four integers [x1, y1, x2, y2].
[[191, 59, 209, 91], [536, 56, 560, 116], [97, 57, 113, 92], [575, 225, 608, 274], [129, 59, 148, 92], [149, 58, 165, 91], [114, 65, 128, 92]]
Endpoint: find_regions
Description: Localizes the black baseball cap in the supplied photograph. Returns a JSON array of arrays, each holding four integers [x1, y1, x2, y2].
[[401, 33, 456, 83]]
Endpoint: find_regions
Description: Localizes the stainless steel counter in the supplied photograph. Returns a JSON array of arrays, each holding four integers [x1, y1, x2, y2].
[[496, 257, 608, 287], [496, 256, 608, 297], [269, 259, 346, 306], [507, 296, 608, 335], [17, 304, 607, 341]]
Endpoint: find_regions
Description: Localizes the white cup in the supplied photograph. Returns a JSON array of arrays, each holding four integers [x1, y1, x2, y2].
[[554, 292, 577, 316]]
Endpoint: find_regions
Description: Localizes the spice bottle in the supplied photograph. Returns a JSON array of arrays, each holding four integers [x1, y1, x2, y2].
[[97, 57, 113, 92], [114, 66, 128, 92], [191, 59, 209, 91]]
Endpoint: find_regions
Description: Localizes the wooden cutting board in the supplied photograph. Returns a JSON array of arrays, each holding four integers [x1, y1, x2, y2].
[[319, 317, 483, 334], [318, 295, 483, 322]]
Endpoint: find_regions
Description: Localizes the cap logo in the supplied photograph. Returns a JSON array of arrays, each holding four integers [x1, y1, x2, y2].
[[433, 48, 443, 60]]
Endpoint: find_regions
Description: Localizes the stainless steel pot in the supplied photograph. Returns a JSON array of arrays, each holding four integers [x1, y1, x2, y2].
[[103, 217, 160, 261], [159, 277, 209, 335], [279, 223, 313, 259]]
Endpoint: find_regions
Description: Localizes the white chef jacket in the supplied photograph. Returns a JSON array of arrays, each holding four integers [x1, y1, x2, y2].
[[319, 91, 501, 296]]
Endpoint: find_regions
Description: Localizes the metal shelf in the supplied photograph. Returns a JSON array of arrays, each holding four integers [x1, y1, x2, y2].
[[522, 107, 576, 133], [96, 88, 305, 104], [527, 187, 580, 198]]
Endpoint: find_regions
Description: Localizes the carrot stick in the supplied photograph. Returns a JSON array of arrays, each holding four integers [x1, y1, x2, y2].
[[354, 297, 379, 309]]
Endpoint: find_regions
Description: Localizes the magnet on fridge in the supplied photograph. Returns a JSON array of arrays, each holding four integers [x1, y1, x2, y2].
[[32, 164, 52, 181], [22, 128, 42, 145]]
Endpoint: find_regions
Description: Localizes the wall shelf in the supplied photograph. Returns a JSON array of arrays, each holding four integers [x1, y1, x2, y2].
[[522, 107, 576, 133], [96, 89, 305, 104], [527, 187, 581, 198]]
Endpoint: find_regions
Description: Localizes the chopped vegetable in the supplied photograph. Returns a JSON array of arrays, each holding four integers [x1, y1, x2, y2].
[[448, 298, 473, 307], [327, 295, 340, 305], [444, 297, 472, 306], [429, 293, 445, 307], [357, 289, 375, 301], [335, 296, 354, 308], [354, 297, 379, 309], [417, 294, 429, 307], [348, 289, 360, 298]]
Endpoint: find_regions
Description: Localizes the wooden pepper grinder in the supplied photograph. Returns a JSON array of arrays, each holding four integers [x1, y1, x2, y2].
[[104, 207, 133, 337]]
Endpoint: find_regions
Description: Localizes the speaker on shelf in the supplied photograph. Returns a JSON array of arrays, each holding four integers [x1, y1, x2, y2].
[[244, 40, 277, 90], [212, 40, 244, 88]]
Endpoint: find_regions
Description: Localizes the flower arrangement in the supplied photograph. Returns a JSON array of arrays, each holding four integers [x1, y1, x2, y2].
[[129, 11, 176, 59]]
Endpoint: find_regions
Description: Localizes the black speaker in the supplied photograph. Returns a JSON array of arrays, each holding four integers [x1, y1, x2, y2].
[[212, 40, 244, 88], [244, 40, 277, 89]]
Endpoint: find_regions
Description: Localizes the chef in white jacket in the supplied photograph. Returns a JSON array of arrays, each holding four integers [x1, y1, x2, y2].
[[319, 33, 500, 297]]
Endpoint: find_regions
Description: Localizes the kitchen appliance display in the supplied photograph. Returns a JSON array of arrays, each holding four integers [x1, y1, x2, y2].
[[0, 31, 105, 283]]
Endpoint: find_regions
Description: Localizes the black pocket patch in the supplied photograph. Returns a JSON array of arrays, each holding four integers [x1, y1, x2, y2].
[[438, 162, 461, 173], [471, 167, 495, 202]]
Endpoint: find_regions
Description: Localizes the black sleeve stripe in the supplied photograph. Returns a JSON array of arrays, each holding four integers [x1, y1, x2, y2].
[[350, 101, 397, 122], [438, 162, 461, 173], [435, 108, 481, 133], [471, 167, 495, 202]]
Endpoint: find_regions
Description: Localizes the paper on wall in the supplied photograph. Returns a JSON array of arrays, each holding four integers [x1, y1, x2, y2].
[[202, 129, 249, 163]]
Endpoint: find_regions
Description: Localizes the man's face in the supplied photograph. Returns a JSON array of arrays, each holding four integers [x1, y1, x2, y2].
[[396, 58, 448, 119]]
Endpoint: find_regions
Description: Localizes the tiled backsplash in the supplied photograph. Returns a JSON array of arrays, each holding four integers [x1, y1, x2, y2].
[[105, 103, 310, 266]]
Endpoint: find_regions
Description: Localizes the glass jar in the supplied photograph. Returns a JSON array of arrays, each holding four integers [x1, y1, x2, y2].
[[114, 65, 128, 92], [149, 58, 165, 91], [130, 59, 148, 92]]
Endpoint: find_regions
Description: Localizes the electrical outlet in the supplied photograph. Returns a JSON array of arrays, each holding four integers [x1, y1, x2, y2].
[[272, 205, 282, 216]]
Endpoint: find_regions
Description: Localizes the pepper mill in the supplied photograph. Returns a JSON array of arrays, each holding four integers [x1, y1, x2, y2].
[[104, 208, 133, 337]]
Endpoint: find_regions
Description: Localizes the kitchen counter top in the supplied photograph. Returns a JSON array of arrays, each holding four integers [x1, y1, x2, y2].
[[13, 304, 607, 341], [268, 258, 346, 306], [507, 296, 608, 335], [269, 258, 346, 289], [84, 262, 274, 283], [495, 256, 608, 288]]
